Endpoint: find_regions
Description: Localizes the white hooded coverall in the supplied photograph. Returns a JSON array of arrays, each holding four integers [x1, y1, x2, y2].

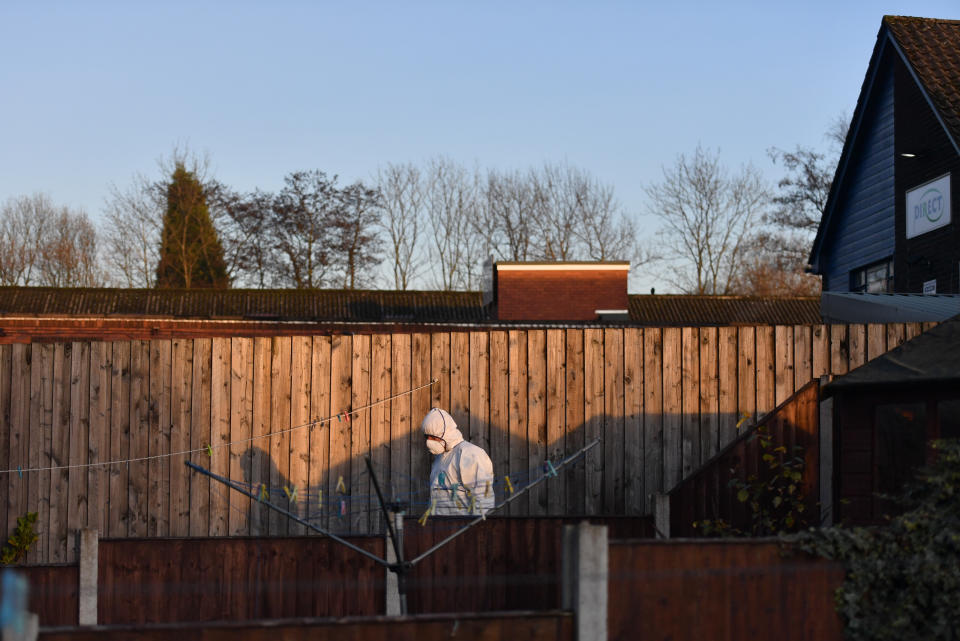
[[422, 408, 495, 516]]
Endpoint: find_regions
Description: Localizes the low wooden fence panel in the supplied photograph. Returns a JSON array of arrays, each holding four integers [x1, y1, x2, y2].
[[38, 611, 574, 641], [0, 323, 930, 563], [608, 540, 845, 641], [667, 380, 821, 536]]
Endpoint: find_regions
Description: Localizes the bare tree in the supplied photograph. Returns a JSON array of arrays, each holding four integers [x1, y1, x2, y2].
[[0, 193, 102, 287], [647, 145, 767, 294], [376, 163, 425, 289], [424, 157, 483, 289], [102, 174, 163, 287]]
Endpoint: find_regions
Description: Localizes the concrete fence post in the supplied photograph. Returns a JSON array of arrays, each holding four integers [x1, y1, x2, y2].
[[78, 529, 98, 626], [654, 493, 670, 539], [561, 522, 608, 641]]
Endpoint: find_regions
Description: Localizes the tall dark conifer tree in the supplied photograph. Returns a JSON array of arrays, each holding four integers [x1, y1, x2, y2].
[[155, 164, 229, 288]]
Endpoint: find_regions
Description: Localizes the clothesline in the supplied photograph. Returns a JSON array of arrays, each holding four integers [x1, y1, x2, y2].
[[0, 378, 438, 476]]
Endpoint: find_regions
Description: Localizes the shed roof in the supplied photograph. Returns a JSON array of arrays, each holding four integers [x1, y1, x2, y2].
[[825, 315, 960, 392], [0, 287, 821, 332]]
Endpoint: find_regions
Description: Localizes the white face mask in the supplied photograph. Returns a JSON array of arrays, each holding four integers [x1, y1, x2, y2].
[[426, 438, 445, 455]]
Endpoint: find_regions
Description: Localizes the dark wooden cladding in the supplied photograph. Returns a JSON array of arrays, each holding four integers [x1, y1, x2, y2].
[[38, 611, 574, 641], [97, 536, 385, 624], [608, 540, 845, 641], [668, 381, 821, 537]]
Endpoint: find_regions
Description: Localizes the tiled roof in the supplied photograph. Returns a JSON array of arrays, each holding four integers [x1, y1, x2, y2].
[[0, 287, 822, 329], [628, 296, 822, 326], [0, 288, 486, 323], [885, 16, 960, 146]]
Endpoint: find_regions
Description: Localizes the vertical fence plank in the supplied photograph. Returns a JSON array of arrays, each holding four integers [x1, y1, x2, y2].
[[527, 330, 547, 515], [886, 323, 906, 352], [410, 334, 432, 513], [431, 333, 450, 414], [108, 341, 130, 541], [169, 339, 192, 537], [545, 330, 565, 515], [128, 341, 149, 539], [209, 338, 231, 537], [830, 325, 849, 377], [268, 337, 293, 536], [189, 339, 212, 538], [680, 327, 699, 478], [489, 331, 509, 507], [565, 330, 585, 514], [583, 329, 603, 515], [229, 338, 253, 537], [848, 324, 866, 370], [388, 335, 410, 514], [329, 335, 352, 534], [623, 328, 644, 515], [450, 333, 470, 444], [603, 328, 624, 514], [288, 337, 311, 536], [350, 335, 371, 534], [49, 343, 70, 563], [737, 327, 756, 428], [794, 325, 812, 391], [67, 342, 90, 562], [774, 326, 794, 406], [470, 332, 490, 457], [643, 328, 662, 512], [7, 345, 29, 541], [31, 343, 54, 564], [149, 341, 171, 537], [249, 338, 271, 536], [508, 330, 529, 515], [905, 322, 922, 341], [812, 325, 829, 381], [867, 324, 886, 361], [755, 327, 775, 416], [370, 334, 391, 533], [0, 345, 10, 542], [718, 327, 738, 450], [88, 343, 111, 536], [662, 328, 682, 490], [309, 336, 332, 531], [699, 327, 719, 462]]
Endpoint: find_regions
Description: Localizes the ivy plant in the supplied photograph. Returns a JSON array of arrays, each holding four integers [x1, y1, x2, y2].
[[791, 439, 960, 641]]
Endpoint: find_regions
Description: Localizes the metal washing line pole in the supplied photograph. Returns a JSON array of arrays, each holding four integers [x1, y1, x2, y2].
[[186, 437, 601, 615]]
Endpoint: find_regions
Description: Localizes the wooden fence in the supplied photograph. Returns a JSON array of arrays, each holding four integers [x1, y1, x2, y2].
[[667, 380, 821, 536], [22, 517, 651, 626], [0, 323, 931, 563], [38, 611, 573, 641], [608, 539, 845, 641]]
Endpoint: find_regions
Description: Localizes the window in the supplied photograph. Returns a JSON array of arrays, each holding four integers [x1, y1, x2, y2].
[[851, 258, 894, 292], [939, 399, 960, 440]]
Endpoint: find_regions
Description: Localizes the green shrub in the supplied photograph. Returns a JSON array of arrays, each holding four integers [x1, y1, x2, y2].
[[0, 512, 38, 565]]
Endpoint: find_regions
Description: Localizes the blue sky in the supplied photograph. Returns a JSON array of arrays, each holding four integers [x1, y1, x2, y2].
[[1, 1, 958, 290]]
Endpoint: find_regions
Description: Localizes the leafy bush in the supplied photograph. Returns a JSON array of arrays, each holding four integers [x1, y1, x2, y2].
[[694, 423, 810, 536], [0, 512, 38, 565], [792, 439, 960, 641]]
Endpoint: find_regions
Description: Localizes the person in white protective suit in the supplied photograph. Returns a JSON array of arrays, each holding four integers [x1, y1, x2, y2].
[[422, 407, 495, 516]]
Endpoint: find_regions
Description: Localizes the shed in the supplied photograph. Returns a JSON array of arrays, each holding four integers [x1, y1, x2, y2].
[[824, 315, 960, 524]]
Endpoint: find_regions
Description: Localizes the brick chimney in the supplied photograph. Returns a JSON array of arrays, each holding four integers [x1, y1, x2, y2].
[[486, 261, 630, 321]]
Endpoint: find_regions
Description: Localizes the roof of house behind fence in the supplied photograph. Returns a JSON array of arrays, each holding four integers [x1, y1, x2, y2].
[[0, 287, 822, 341]]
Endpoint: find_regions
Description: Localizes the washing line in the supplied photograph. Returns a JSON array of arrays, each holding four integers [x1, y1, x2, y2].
[[0, 378, 437, 475]]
